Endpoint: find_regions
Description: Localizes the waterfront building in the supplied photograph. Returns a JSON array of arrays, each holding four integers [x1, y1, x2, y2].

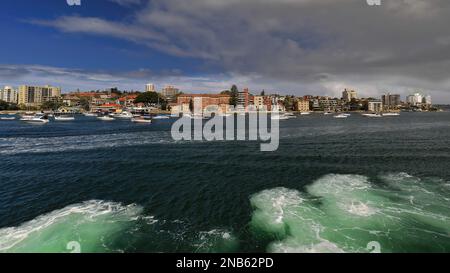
[[367, 100, 383, 112], [62, 95, 81, 107], [237, 88, 250, 108], [295, 99, 310, 112], [319, 97, 340, 111], [253, 95, 265, 110], [118, 94, 138, 107], [382, 93, 401, 110], [423, 95, 432, 105], [406, 93, 423, 106], [146, 84, 156, 92], [0, 86, 18, 103], [18, 85, 61, 107], [342, 89, 358, 102], [176, 94, 231, 114], [161, 85, 180, 102]]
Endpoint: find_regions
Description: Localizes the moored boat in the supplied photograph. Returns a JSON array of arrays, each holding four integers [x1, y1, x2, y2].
[[362, 113, 383, 118], [20, 114, 49, 123], [54, 115, 75, 121], [131, 116, 152, 123], [334, 113, 348, 119], [97, 115, 115, 121]]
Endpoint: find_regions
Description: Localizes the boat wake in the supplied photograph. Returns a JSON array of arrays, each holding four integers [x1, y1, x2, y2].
[[0, 200, 148, 253], [250, 173, 450, 253], [0, 131, 174, 155]]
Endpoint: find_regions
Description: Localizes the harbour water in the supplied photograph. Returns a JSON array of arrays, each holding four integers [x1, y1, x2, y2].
[[0, 112, 449, 253]]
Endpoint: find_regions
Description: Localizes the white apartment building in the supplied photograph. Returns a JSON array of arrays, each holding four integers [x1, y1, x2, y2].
[[0, 86, 18, 103]]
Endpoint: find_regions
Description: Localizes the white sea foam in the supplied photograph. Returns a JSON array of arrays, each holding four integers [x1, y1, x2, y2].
[[193, 229, 238, 253], [0, 131, 174, 155], [250, 173, 450, 253], [0, 200, 152, 253]]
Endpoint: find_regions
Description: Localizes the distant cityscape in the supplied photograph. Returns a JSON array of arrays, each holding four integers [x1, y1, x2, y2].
[[0, 83, 441, 113]]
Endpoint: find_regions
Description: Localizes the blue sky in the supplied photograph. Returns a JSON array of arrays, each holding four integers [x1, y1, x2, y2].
[[0, 1, 207, 76], [1, 0, 449, 102]]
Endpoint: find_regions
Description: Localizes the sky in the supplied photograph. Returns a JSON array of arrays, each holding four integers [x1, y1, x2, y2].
[[1, 0, 450, 102]]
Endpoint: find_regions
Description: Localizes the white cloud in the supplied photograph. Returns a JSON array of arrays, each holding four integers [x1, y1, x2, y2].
[[23, 0, 450, 102]]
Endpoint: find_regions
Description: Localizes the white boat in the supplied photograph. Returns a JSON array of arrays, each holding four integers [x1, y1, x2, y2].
[[20, 114, 49, 123], [184, 113, 207, 119], [382, 112, 400, 116], [334, 113, 348, 119], [300, 112, 311, 115], [54, 115, 75, 121], [131, 116, 152, 123], [115, 111, 133, 119], [84, 112, 97, 117], [217, 113, 232, 117], [0, 115, 16, 120], [97, 115, 115, 121], [152, 115, 170, 120], [362, 113, 383, 118], [271, 114, 289, 120], [324, 112, 334, 115]]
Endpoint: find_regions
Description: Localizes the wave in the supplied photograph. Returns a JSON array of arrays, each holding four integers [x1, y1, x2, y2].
[[193, 229, 239, 253], [0, 200, 150, 253], [0, 131, 174, 155], [0, 200, 238, 253], [250, 173, 450, 253]]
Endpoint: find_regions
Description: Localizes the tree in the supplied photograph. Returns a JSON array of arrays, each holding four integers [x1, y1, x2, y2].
[[41, 101, 63, 111], [229, 85, 239, 106], [79, 97, 90, 111], [261, 90, 265, 96], [189, 98, 194, 112], [284, 96, 294, 111], [134, 92, 161, 105], [0, 100, 9, 111]]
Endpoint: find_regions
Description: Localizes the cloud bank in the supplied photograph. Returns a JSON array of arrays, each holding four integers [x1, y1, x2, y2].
[[10, 0, 450, 101]]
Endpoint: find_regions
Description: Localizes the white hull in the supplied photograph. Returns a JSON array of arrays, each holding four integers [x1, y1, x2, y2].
[[334, 114, 348, 119], [363, 113, 383, 118], [153, 115, 170, 120], [0, 117, 16, 120], [131, 118, 152, 123], [97, 116, 115, 121], [55, 117, 75, 121], [383, 113, 400, 116], [20, 118, 49, 123]]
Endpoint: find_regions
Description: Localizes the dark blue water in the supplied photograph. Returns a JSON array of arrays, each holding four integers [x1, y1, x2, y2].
[[1, 113, 449, 253]]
